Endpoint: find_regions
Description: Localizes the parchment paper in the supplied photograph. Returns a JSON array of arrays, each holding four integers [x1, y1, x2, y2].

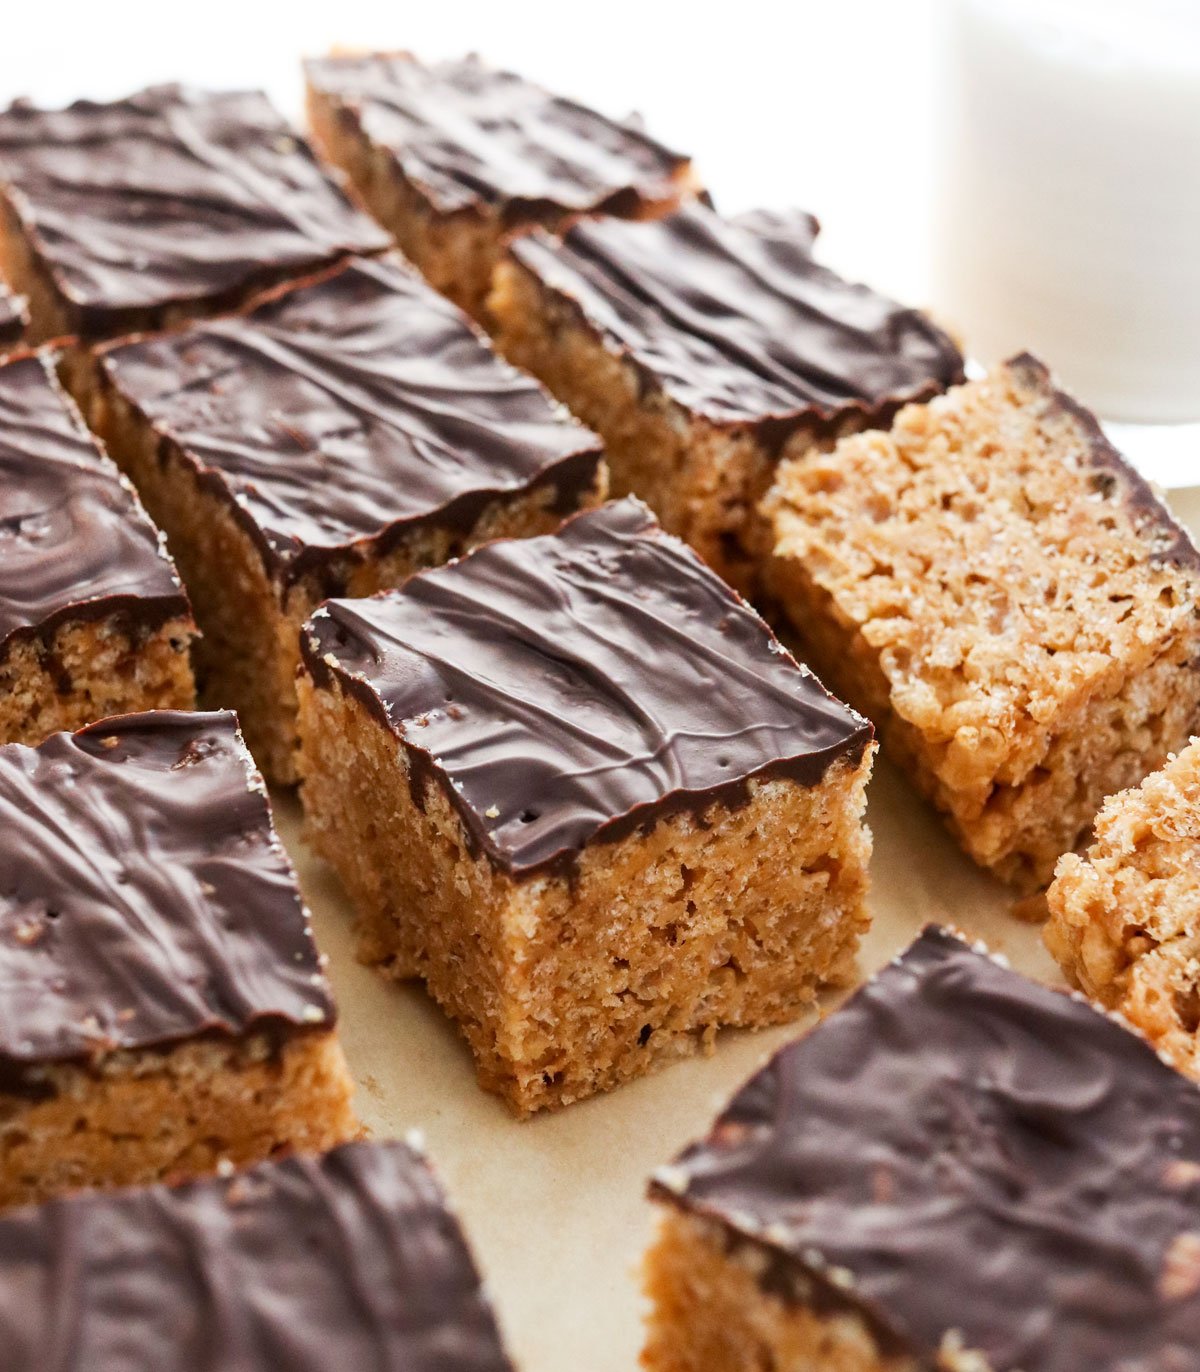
[[271, 485, 1200, 1372]]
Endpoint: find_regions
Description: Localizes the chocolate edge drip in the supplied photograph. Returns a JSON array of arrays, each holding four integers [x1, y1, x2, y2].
[[301, 503, 872, 880], [1009, 352, 1200, 573]]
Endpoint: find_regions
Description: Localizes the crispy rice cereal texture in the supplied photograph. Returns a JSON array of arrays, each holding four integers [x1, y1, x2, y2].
[[642, 1211, 916, 1372], [764, 355, 1200, 889], [1046, 739, 1200, 1076], [297, 673, 873, 1116]]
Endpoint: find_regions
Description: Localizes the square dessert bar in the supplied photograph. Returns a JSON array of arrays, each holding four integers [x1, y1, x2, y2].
[[0, 282, 26, 351], [297, 498, 874, 1116], [765, 354, 1200, 889], [304, 51, 697, 320], [0, 84, 389, 344], [0, 352, 195, 746], [0, 710, 356, 1210], [490, 201, 964, 592], [68, 253, 604, 783], [1047, 739, 1200, 1077], [0, 1139, 514, 1371], [646, 925, 1200, 1372]]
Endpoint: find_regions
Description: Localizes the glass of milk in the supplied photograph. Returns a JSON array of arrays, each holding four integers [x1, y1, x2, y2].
[[932, 0, 1200, 438]]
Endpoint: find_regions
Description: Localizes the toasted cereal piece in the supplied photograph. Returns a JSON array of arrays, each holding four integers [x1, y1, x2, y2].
[[489, 201, 963, 591], [66, 253, 604, 783], [764, 353, 1200, 888], [0, 710, 357, 1210], [304, 51, 697, 321], [0, 84, 389, 344], [0, 352, 194, 746], [296, 499, 874, 1116], [1047, 738, 1200, 1076], [0, 1138, 514, 1371], [645, 925, 1200, 1372], [0, 282, 26, 351]]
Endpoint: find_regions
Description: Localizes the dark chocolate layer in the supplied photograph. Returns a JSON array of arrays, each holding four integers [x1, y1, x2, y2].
[[0, 285, 26, 347], [511, 201, 964, 439], [304, 52, 690, 221], [654, 926, 1200, 1371], [0, 1138, 514, 1371], [1009, 352, 1200, 572], [0, 84, 389, 337], [303, 499, 871, 877], [0, 353, 187, 657], [0, 710, 334, 1072], [99, 254, 602, 586]]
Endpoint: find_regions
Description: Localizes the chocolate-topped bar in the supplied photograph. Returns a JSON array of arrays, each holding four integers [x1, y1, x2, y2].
[[69, 252, 604, 782], [765, 354, 1200, 888], [646, 925, 1200, 1372], [297, 498, 874, 1114], [0, 709, 356, 1209], [0, 1139, 514, 1371], [305, 51, 697, 319], [0, 283, 26, 350], [0, 352, 195, 746], [0, 84, 389, 343], [491, 199, 965, 590]]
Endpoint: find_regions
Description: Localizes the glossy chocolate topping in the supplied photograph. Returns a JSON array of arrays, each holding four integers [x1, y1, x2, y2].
[[304, 51, 690, 220], [1009, 352, 1200, 572], [0, 353, 187, 657], [0, 84, 389, 337], [303, 499, 871, 877], [99, 254, 602, 586], [0, 710, 334, 1072], [0, 285, 26, 347], [0, 1139, 514, 1371], [654, 926, 1200, 1371], [511, 201, 965, 439]]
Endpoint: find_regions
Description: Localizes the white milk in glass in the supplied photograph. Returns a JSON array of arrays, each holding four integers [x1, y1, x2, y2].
[[933, 0, 1200, 425]]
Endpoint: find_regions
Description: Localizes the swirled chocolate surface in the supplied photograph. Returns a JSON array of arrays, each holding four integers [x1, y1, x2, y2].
[[510, 201, 965, 438], [654, 926, 1200, 1371], [0, 84, 389, 338], [99, 254, 602, 586], [0, 1139, 514, 1371], [0, 710, 334, 1072], [303, 499, 871, 877], [0, 353, 187, 657], [304, 51, 690, 221], [0, 285, 26, 348]]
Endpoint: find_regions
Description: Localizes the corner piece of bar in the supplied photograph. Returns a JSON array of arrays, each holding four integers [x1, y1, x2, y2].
[[66, 253, 605, 783], [296, 498, 874, 1115], [0, 710, 356, 1209], [0, 352, 195, 745], [764, 352, 1200, 888], [0, 1139, 514, 1371], [645, 924, 1200, 1372], [304, 50, 697, 320], [489, 199, 964, 591], [1047, 737, 1200, 1077], [0, 83, 389, 343]]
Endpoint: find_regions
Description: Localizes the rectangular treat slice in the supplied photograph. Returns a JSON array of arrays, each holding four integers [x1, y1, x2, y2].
[[0, 1138, 514, 1370], [304, 51, 696, 321], [1047, 738, 1200, 1076], [490, 201, 964, 592], [296, 498, 874, 1116], [646, 925, 1200, 1372], [0, 84, 389, 344], [764, 353, 1200, 889], [0, 709, 356, 1209], [0, 282, 26, 352], [68, 253, 605, 783], [0, 352, 195, 746]]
